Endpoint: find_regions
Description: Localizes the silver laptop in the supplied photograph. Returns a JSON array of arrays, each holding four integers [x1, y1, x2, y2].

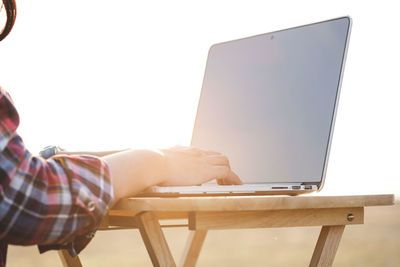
[[145, 17, 352, 196]]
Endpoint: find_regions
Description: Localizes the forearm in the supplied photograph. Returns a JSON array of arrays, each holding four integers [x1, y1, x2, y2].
[[102, 149, 167, 205], [59, 149, 128, 157]]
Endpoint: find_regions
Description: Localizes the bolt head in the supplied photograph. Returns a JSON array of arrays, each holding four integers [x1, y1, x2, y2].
[[347, 213, 354, 222]]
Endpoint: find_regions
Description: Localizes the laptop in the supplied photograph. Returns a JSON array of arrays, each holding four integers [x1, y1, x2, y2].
[[144, 17, 352, 196]]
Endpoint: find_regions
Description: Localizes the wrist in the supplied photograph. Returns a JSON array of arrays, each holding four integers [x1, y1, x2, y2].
[[157, 149, 173, 186], [103, 149, 168, 201], [147, 149, 169, 186]]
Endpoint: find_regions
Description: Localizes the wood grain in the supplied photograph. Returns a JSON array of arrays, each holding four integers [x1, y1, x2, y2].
[[57, 194, 392, 267], [58, 250, 82, 267], [179, 230, 208, 267], [189, 208, 363, 230], [108, 210, 141, 217], [136, 212, 176, 267], [310, 225, 345, 267], [113, 194, 394, 214]]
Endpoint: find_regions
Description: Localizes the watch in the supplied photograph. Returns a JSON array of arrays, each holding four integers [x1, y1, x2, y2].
[[39, 145, 63, 159]]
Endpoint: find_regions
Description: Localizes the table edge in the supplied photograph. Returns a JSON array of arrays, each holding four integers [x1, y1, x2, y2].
[[112, 194, 395, 212]]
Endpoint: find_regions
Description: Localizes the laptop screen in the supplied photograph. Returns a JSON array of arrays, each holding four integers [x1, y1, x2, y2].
[[191, 17, 351, 184]]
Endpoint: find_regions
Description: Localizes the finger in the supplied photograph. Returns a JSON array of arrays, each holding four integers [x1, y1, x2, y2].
[[207, 166, 242, 185], [171, 146, 203, 157], [209, 165, 230, 181], [182, 149, 203, 157], [200, 149, 222, 156], [179, 147, 222, 158], [204, 155, 229, 166], [187, 147, 222, 156], [217, 170, 242, 185], [217, 177, 226, 185], [225, 170, 243, 185]]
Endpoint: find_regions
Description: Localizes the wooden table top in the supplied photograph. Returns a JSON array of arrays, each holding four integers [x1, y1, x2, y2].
[[112, 194, 394, 212]]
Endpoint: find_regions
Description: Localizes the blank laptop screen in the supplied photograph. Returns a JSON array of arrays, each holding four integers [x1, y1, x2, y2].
[[191, 18, 350, 184]]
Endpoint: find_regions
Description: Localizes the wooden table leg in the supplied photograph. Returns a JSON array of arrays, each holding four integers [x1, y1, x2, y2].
[[179, 230, 208, 267], [58, 250, 82, 267], [136, 212, 176, 267], [310, 225, 345, 267]]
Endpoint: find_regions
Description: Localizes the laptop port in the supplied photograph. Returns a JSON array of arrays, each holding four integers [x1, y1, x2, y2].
[[292, 186, 301, 190], [304, 185, 312, 190]]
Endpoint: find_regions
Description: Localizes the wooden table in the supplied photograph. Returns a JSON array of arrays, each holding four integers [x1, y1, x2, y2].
[[58, 194, 394, 267]]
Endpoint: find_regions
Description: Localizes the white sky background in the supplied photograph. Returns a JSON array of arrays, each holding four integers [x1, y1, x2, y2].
[[0, 0, 399, 194]]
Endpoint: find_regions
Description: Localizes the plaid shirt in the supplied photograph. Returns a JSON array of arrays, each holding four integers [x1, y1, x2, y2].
[[0, 88, 113, 266]]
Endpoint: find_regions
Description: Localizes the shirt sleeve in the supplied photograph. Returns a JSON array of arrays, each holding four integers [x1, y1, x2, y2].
[[0, 88, 114, 255]]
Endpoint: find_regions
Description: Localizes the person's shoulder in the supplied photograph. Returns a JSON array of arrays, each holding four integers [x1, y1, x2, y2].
[[0, 86, 13, 103], [0, 86, 20, 142], [0, 86, 6, 96]]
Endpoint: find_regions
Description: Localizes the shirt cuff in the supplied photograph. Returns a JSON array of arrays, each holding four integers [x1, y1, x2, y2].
[[38, 227, 97, 257], [38, 154, 113, 256]]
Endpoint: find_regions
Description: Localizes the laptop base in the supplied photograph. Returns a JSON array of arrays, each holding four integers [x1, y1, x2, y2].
[[138, 184, 318, 197]]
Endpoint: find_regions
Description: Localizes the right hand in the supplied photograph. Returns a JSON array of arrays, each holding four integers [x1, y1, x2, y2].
[[159, 146, 242, 186]]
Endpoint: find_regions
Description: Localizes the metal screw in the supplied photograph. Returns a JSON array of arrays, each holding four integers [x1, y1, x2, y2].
[[347, 213, 354, 222]]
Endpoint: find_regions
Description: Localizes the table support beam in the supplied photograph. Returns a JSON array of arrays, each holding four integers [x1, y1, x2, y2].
[[310, 225, 345, 267], [179, 230, 208, 267], [58, 250, 82, 267], [189, 208, 363, 230], [136, 212, 176, 267]]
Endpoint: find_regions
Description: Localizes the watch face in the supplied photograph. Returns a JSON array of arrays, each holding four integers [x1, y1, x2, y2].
[[39, 146, 58, 159]]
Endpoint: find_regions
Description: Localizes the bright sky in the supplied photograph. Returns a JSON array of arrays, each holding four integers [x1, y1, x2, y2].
[[0, 0, 399, 195]]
